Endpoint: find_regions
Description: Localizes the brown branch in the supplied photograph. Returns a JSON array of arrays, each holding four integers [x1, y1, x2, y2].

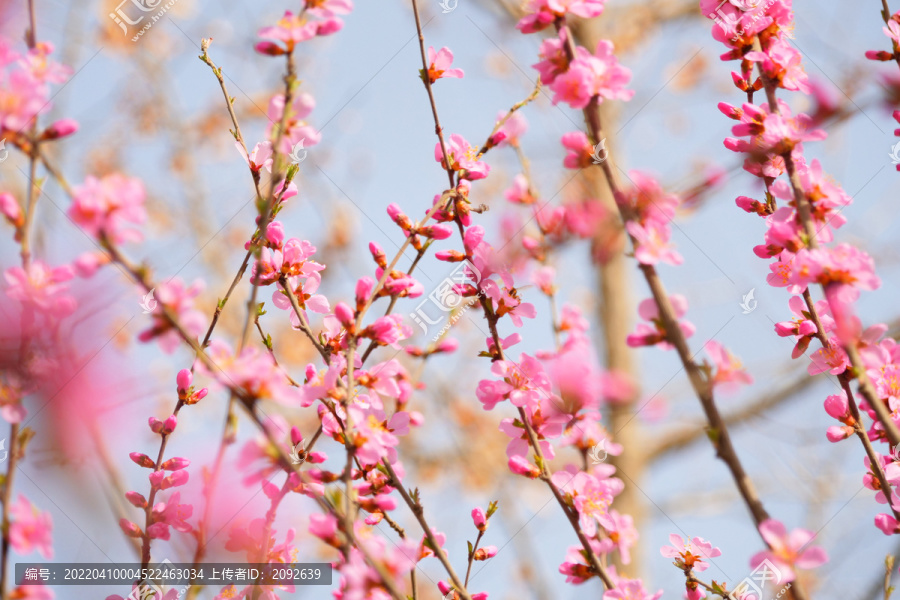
[[749, 36, 900, 449], [382, 459, 473, 600]]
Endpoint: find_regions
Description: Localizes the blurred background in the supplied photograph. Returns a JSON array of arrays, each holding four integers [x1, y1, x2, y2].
[[0, 0, 899, 598]]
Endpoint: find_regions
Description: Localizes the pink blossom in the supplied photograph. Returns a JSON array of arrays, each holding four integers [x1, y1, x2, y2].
[[553, 470, 617, 536], [745, 39, 810, 94], [620, 170, 680, 226], [494, 110, 528, 147], [704, 340, 753, 391], [435, 134, 490, 180], [532, 34, 569, 84], [517, 0, 606, 33], [774, 295, 832, 358], [256, 11, 316, 53], [0, 60, 48, 133], [306, 0, 353, 19], [508, 455, 541, 478], [68, 174, 146, 245], [789, 244, 880, 293], [884, 19, 900, 45], [476, 354, 552, 411], [596, 510, 639, 565], [266, 92, 321, 155], [348, 404, 409, 467], [604, 578, 663, 600], [559, 538, 604, 584], [9, 495, 53, 558], [722, 101, 825, 174], [424, 47, 464, 83], [505, 174, 535, 204], [807, 339, 850, 376], [148, 469, 189, 491], [625, 220, 682, 266], [0, 192, 23, 228], [660, 533, 721, 572], [750, 519, 828, 583], [626, 295, 695, 350], [4, 261, 75, 317], [364, 314, 412, 349], [147, 491, 193, 540], [550, 40, 633, 109], [472, 507, 488, 532], [561, 131, 594, 169], [200, 340, 306, 405], [137, 278, 206, 354], [823, 391, 855, 442], [237, 141, 273, 173], [0, 373, 27, 424]]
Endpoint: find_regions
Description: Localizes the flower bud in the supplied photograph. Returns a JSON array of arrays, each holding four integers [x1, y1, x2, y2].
[[290, 426, 304, 447], [176, 369, 192, 392], [129, 452, 155, 468], [41, 118, 79, 140], [159, 457, 190, 471], [334, 302, 355, 328], [435, 250, 466, 262], [474, 545, 497, 560], [125, 491, 148, 508], [508, 455, 541, 479], [162, 415, 177, 435], [119, 518, 143, 538], [255, 41, 286, 56]]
